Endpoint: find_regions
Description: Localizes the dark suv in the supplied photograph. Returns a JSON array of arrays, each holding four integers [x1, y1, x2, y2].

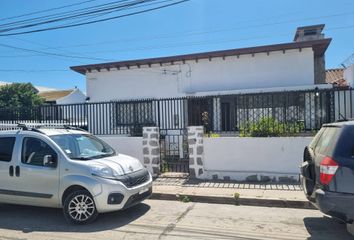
[[301, 121, 354, 223]]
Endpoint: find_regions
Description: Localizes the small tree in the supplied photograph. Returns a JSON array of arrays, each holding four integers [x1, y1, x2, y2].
[[0, 83, 45, 120], [0, 83, 44, 109]]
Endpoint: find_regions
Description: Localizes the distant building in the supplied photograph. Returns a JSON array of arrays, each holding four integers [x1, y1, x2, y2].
[[38, 88, 86, 105]]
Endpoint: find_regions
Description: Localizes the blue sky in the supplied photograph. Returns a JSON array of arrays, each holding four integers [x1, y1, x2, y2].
[[0, 0, 353, 91]]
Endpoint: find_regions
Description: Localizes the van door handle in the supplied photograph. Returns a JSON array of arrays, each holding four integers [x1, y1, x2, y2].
[[9, 166, 13, 177], [15, 166, 20, 177]]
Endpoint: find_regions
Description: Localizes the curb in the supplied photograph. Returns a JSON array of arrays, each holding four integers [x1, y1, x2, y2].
[[150, 193, 316, 210]]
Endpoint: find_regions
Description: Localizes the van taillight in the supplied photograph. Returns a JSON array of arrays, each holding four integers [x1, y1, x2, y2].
[[320, 156, 338, 185]]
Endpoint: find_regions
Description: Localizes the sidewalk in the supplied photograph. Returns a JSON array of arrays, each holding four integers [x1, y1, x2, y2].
[[151, 175, 315, 209]]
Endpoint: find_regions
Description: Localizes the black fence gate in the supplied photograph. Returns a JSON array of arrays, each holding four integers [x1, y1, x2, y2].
[[159, 129, 189, 173]]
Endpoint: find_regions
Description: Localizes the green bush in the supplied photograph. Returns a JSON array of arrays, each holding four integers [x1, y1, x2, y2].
[[179, 195, 191, 203], [239, 117, 304, 137], [205, 132, 220, 138]]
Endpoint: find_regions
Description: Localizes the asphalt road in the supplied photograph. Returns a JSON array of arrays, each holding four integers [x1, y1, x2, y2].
[[0, 199, 352, 240]]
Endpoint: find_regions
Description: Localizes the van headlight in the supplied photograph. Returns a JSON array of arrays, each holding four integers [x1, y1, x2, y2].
[[90, 164, 122, 179]]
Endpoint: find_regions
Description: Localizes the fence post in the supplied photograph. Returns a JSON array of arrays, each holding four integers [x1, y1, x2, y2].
[[142, 126, 160, 177], [187, 126, 205, 179]]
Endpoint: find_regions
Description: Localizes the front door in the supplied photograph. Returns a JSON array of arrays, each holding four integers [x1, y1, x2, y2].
[[0, 136, 17, 202], [12, 135, 60, 207]]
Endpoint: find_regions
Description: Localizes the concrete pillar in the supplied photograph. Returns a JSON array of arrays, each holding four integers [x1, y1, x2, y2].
[[142, 127, 160, 177], [187, 126, 205, 179]]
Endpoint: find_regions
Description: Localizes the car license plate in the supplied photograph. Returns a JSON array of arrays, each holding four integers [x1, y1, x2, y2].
[[139, 187, 149, 195]]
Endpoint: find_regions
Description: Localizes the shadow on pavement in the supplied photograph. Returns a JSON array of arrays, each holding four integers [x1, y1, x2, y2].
[[0, 202, 150, 233], [304, 216, 353, 240]]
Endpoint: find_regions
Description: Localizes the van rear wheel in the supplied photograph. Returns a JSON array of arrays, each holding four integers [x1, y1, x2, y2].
[[63, 190, 98, 224]]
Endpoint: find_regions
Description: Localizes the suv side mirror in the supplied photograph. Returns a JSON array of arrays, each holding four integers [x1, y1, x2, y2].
[[43, 155, 56, 167]]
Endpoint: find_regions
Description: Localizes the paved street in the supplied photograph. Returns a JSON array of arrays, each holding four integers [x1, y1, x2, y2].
[[0, 199, 352, 240]]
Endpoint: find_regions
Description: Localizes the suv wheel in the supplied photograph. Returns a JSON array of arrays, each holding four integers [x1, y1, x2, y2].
[[301, 147, 315, 197], [63, 190, 98, 224]]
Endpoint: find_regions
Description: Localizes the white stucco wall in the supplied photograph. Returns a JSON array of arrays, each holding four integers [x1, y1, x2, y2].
[[203, 137, 312, 180], [98, 136, 143, 163], [86, 48, 315, 102]]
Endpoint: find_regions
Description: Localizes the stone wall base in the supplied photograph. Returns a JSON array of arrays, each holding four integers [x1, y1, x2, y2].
[[202, 170, 299, 183]]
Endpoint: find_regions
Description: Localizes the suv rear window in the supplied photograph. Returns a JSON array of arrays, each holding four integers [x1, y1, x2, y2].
[[0, 137, 16, 162], [314, 127, 339, 156], [336, 126, 354, 158]]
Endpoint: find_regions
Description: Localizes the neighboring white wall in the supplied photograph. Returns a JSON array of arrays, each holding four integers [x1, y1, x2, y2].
[[344, 64, 354, 88], [98, 136, 143, 163], [202, 137, 312, 181], [56, 88, 86, 105], [334, 89, 354, 121], [86, 48, 315, 102]]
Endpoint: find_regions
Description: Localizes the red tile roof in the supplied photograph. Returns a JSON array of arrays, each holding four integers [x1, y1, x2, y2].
[[326, 68, 347, 86]]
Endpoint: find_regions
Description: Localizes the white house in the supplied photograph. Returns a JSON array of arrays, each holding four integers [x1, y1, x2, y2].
[[69, 25, 354, 180], [70, 24, 333, 135], [71, 24, 331, 102]]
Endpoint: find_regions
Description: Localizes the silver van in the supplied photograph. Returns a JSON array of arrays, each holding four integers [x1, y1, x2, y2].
[[0, 125, 152, 224]]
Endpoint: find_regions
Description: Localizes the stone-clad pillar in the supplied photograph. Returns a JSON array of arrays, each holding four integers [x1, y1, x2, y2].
[[142, 127, 160, 177], [187, 126, 205, 179]]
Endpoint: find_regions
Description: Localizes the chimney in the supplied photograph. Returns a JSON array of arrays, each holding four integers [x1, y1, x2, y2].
[[293, 24, 325, 42]]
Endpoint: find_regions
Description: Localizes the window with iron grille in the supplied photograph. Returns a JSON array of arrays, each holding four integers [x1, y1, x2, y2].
[[114, 101, 155, 136]]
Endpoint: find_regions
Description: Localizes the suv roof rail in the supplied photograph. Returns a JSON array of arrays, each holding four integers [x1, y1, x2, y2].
[[336, 118, 354, 122], [0, 123, 87, 132]]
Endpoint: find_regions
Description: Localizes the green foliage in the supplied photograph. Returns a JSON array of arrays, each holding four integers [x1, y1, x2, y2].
[[0, 83, 44, 109], [233, 192, 240, 205], [179, 195, 190, 203], [161, 162, 169, 173], [208, 132, 220, 138], [239, 117, 304, 137], [204, 132, 220, 138]]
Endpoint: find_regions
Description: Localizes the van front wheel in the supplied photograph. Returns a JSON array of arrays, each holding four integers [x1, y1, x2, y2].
[[63, 190, 98, 224]]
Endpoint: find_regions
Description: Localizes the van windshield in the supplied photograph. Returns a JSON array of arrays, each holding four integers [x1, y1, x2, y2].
[[50, 134, 115, 160]]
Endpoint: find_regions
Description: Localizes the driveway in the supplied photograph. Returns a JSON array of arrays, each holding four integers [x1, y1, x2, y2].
[[0, 199, 351, 240]]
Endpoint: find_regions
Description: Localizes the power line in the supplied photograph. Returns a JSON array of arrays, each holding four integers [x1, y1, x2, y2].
[[28, 25, 354, 55], [0, 0, 98, 22], [0, 69, 69, 72], [0, 43, 114, 61], [1, 24, 354, 59], [0, 0, 189, 36], [0, 0, 148, 30], [9, 9, 354, 51], [0, 1, 138, 29], [3, 36, 114, 63]]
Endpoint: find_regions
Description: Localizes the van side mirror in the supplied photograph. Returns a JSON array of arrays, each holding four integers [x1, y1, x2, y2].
[[43, 155, 56, 167]]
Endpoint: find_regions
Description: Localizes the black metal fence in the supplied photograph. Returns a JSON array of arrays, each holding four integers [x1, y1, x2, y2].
[[0, 87, 353, 136]]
